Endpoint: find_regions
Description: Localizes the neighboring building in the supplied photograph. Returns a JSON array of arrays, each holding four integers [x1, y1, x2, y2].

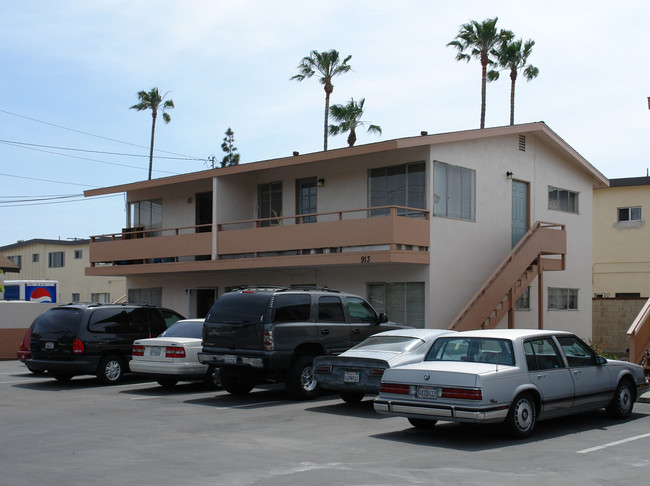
[[84, 122, 608, 339], [0, 239, 126, 304], [593, 176, 650, 298]]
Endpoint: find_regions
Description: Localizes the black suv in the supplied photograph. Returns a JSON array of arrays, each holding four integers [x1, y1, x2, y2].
[[27, 303, 174, 385], [198, 287, 406, 399]]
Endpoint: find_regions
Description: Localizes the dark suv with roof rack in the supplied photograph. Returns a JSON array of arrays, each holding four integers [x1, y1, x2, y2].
[[27, 303, 178, 385], [198, 287, 406, 399]]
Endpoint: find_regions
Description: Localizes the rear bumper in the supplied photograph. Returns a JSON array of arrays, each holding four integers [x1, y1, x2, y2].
[[198, 350, 293, 370], [129, 360, 208, 380], [26, 356, 100, 375], [373, 398, 509, 424]]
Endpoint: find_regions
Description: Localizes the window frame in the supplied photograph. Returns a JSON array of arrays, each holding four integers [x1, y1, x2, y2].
[[48, 251, 65, 268], [367, 282, 425, 328], [617, 206, 641, 222], [548, 287, 579, 311], [433, 161, 476, 221], [368, 161, 426, 217], [548, 186, 579, 214]]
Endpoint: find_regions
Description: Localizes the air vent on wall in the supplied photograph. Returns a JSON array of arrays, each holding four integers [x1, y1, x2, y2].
[[518, 135, 526, 152]]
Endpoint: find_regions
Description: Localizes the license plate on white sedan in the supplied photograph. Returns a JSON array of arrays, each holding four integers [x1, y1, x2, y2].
[[149, 347, 161, 357], [344, 371, 360, 383], [417, 386, 438, 399]]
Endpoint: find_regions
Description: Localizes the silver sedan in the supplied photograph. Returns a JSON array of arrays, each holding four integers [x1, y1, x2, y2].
[[374, 329, 649, 438]]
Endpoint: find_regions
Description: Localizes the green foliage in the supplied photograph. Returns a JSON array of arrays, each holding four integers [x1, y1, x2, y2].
[[220, 127, 240, 167], [328, 98, 381, 147], [589, 338, 621, 360]]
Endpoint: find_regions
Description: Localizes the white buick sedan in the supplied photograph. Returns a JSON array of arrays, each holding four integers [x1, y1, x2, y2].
[[130, 319, 219, 388], [374, 329, 649, 438]]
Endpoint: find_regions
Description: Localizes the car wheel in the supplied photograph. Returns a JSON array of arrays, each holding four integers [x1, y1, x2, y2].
[[408, 417, 437, 429], [220, 368, 254, 395], [204, 366, 221, 389], [285, 354, 321, 400], [156, 378, 179, 388], [505, 393, 536, 439], [27, 367, 46, 375], [97, 355, 124, 385], [340, 392, 365, 404], [52, 372, 73, 382], [606, 379, 634, 419]]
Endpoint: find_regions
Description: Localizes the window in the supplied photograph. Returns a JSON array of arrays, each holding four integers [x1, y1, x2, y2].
[[32, 253, 39, 263], [369, 161, 426, 217], [273, 294, 311, 322], [258, 182, 282, 227], [129, 199, 162, 234], [426, 337, 515, 365], [548, 186, 578, 213], [556, 335, 597, 367], [346, 297, 378, 323], [74, 250, 83, 259], [367, 282, 425, 327], [524, 338, 564, 371], [7, 255, 21, 267], [48, 252, 64, 268], [433, 161, 475, 221], [618, 206, 641, 222], [91, 293, 110, 304], [515, 287, 530, 310], [317, 296, 345, 322], [71, 293, 80, 303], [128, 288, 162, 307], [548, 287, 578, 310]]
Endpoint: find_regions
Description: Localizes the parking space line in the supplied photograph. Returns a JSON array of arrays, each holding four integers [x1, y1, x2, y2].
[[577, 432, 650, 454]]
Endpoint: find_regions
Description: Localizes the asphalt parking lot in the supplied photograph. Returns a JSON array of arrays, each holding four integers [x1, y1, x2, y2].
[[2, 360, 649, 486]]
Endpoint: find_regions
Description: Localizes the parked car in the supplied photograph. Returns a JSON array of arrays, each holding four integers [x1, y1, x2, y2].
[[374, 329, 650, 438], [130, 319, 219, 388], [198, 287, 407, 399], [161, 308, 185, 328], [313, 328, 453, 403], [16, 319, 44, 374], [26, 303, 179, 385]]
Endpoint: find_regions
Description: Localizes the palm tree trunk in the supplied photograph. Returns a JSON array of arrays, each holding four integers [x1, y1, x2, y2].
[[509, 69, 517, 126], [148, 114, 157, 180], [323, 91, 330, 151], [347, 128, 357, 147], [480, 58, 487, 129]]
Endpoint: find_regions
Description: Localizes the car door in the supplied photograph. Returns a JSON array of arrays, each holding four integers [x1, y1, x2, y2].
[[345, 296, 379, 345], [524, 338, 575, 413], [316, 295, 352, 354], [555, 335, 614, 408]]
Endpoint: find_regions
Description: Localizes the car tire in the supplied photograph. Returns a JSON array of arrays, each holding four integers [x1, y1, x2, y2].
[[52, 372, 73, 382], [340, 392, 365, 404], [408, 417, 437, 429], [156, 378, 179, 388], [204, 366, 221, 389], [606, 379, 634, 419], [505, 392, 536, 439], [96, 355, 124, 385], [220, 368, 255, 395], [285, 354, 320, 400]]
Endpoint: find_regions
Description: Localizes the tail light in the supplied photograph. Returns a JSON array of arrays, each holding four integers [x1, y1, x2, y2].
[[263, 330, 274, 351], [165, 347, 186, 358], [132, 345, 145, 356], [19, 329, 32, 351], [441, 387, 482, 400], [380, 383, 412, 395], [72, 338, 84, 354], [314, 364, 332, 374], [370, 368, 385, 377]]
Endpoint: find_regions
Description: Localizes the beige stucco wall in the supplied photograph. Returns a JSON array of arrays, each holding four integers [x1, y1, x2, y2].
[[592, 298, 646, 356], [593, 184, 650, 297]]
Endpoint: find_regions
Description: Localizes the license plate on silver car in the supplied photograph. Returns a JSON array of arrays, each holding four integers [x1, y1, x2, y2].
[[417, 386, 438, 399], [344, 371, 360, 383], [149, 347, 161, 356]]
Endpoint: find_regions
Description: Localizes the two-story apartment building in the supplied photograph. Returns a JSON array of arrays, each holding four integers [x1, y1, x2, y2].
[[85, 122, 608, 339]]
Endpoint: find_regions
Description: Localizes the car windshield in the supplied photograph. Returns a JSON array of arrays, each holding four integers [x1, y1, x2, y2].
[[350, 336, 425, 353], [425, 337, 515, 366], [160, 320, 203, 339]]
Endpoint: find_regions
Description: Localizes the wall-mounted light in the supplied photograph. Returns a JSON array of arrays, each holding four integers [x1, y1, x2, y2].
[[317, 178, 325, 187], [506, 171, 514, 180]]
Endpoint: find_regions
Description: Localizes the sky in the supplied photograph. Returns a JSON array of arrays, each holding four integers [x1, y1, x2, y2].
[[1, 0, 649, 247]]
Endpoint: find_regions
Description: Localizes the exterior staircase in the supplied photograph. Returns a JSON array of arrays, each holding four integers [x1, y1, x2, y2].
[[449, 222, 566, 332], [628, 298, 650, 377]]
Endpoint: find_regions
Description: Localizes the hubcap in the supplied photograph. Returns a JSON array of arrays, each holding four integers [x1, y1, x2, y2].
[[620, 386, 632, 412], [515, 399, 533, 431], [300, 365, 317, 392], [105, 361, 121, 381]]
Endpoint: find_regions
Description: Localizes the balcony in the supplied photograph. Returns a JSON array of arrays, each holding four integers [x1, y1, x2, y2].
[[87, 206, 430, 276]]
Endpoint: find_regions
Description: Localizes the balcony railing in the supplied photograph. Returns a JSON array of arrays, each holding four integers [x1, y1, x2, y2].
[[88, 206, 430, 271]]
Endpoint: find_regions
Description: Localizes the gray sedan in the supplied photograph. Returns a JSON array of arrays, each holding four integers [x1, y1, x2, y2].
[[374, 329, 649, 438], [313, 328, 453, 403]]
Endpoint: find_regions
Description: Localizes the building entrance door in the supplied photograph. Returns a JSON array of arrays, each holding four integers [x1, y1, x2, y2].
[[512, 180, 529, 247]]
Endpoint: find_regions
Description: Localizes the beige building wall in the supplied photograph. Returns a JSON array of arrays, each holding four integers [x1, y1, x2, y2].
[[593, 179, 650, 298], [0, 239, 126, 304]]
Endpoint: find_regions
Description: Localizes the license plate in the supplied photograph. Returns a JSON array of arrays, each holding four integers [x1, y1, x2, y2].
[[149, 347, 161, 357], [417, 386, 438, 399], [224, 354, 237, 365], [344, 371, 360, 383], [45, 342, 54, 350]]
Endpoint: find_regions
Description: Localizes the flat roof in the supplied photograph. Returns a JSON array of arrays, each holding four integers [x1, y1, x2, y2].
[[608, 176, 650, 188], [85, 122, 609, 197]]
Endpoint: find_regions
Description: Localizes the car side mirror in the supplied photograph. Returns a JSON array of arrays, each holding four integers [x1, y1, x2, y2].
[[596, 355, 607, 365], [377, 313, 388, 324]]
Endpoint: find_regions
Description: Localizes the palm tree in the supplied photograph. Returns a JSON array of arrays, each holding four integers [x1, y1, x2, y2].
[[130, 87, 175, 180], [489, 38, 539, 125], [328, 98, 382, 147], [447, 18, 513, 129], [290, 49, 352, 151]]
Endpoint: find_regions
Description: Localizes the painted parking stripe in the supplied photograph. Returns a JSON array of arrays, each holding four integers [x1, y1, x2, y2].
[[577, 432, 650, 454]]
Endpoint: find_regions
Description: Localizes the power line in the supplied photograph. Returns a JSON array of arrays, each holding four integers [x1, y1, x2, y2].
[[0, 193, 121, 208], [0, 172, 101, 188]]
